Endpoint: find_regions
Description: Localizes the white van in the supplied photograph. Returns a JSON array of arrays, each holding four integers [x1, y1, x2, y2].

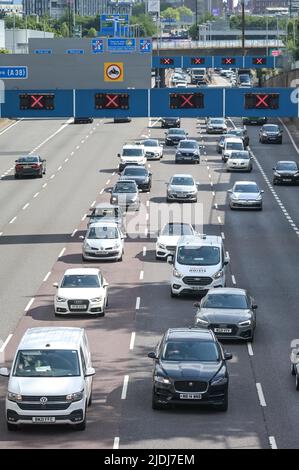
[[222, 137, 244, 162], [169, 234, 229, 297], [117, 144, 146, 172], [0, 327, 95, 431]]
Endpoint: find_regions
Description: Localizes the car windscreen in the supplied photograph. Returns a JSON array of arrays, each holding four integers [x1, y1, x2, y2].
[[123, 168, 147, 176], [114, 183, 136, 193], [87, 226, 118, 240], [239, 75, 250, 82], [234, 184, 259, 193], [263, 125, 278, 132], [169, 129, 186, 135], [210, 119, 224, 125], [171, 177, 194, 186], [229, 151, 250, 159], [122, 149, 143, 156], [13, 350, 80, 377], [177, 246, 220, 266], [144, 140, 158, 147], [276, 162, 298, 171], [161, 223, 193, 236], [93, 208, 119, 217], [61, 274, 100, 288], [162, 340, 219, 362], [202, 294, 249, 309], [226, 142, 243, 150], [179, 141, 197, 149]]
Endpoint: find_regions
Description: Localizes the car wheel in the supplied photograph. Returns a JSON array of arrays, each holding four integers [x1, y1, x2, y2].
[[118, 254, 123, 262], [38, 171, 43, 178], [216, 393, 228, 412], [152, 392, 165, 410], [7, 422, 18, 431], [296, 373, 299, 391], [170, 290, 178, 298], [291, 363, 296, 376], [14, 174, 19, 179], [82, 255, 88, 262], [54, 312, 62, 317], [273, 179, 277, 185], [259, 204, 263, 211], [279, 139, 282, 144], [74, 408, 87, 431], [248, 167, 252, 172]]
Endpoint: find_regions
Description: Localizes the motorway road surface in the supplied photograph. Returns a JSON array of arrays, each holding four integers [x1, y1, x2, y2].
[[0, 105, 298, 448]]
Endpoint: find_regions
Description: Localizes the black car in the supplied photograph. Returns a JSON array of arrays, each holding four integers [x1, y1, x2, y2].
[[114, 117, 132, 123], [161, 117, 180, 128], [226, 128, 249, 147], [243, 116, 267, 125], [259, 124, 282, 144], [120, 165, 152, 192], [148, 328, 232, 411], [165, 128, 188, 146], [74, 117, 93, 124], [15, 155, 46, 179], [273, 160, 299, 185]]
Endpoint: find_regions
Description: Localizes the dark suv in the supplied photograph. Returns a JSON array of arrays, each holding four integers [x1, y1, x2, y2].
[[148, 328, 232, 411], [259, 124, 282, 144], [161, 117, 180, 128]]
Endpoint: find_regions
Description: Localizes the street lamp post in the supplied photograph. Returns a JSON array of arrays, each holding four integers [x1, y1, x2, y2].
[[241, 0, 245, 55]]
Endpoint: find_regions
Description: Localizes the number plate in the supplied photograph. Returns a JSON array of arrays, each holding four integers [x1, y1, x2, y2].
[[192, 286, 203, 290], [180, 393, 202, 400], [70, 305, 87, 310], [32, 417, 55, 423], [214, 328, 232, 333], [282, 179, 292, 182], [98, 251, 108, 254]]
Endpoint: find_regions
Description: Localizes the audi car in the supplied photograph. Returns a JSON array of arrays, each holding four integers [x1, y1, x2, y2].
[[259, 124, 282, 144], [273, 161, 299, 185], [194, 288, 257, 341], [165, 128, 188, 146], [155, 222, 196, 260], [228, 181, 264, 210], [148, 328, 232, 411], [14, 155, 46, 179], [143, 139, 163, 160]]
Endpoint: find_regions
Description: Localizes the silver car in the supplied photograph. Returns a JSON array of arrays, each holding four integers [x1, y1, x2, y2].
[[228, 181, 264, 210], [206, 118, 227, 134], [194, 287, 257, 341], [175, 139, 200, 164], [166, 174, 198, 202], [226, 150, 253, 172], [110, 179, 140, 211], [87, 203, 124, 229]]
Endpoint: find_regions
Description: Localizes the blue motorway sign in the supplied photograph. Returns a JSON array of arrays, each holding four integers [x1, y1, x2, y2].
[[139, 39, 152, 54], [91, 39, 104, 54], [33, 49, 52, 54], [108, 38, 136, 53], [0, 66, 28, 79], [100, 14, 129, 37], [65, 49, 85, 54]]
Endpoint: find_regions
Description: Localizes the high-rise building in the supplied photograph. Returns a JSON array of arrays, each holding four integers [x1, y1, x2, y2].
[[23, 0, 134, 17], [251, 0, 288, 14]]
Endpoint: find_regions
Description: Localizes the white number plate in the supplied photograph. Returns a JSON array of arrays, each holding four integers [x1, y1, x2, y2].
[[32, 417, 55, 423], [214, 328, 232, 333], [70, 305, 87, 310], [282, 179, 291, 182], [180, 393, 202, 400], [192, 286, 203, 290]]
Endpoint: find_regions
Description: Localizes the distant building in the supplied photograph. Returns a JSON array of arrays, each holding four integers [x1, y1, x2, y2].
[[5, 28, 54, 53], [251, 0, 288, 14], [0, 2, 23, 16]]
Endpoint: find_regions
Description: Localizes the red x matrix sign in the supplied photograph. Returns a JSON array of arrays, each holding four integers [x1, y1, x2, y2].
[[95, 93, 129, 110]]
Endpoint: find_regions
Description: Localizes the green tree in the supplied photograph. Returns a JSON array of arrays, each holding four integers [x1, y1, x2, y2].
[[161, 7, 180, 22], [60, 22, 70, 37], [87, 27, 97, 37], [178, 6, 193, 20]]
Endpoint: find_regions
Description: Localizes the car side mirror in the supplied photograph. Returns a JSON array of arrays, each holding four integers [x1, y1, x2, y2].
[[107, 188, 112, 192], [53, 282, 59, 288], [103, 283, 109, 288], [85, 367, 95, 377], [117, 153, 121, 158], [224, 352, 233, 361], [227, 189, 232, 193], [272, 167, 276, 170], [224, 259, 229, 266], [167, 255, 174, 265], [252, 304, 258, 310], [193, 302, 200, 308], [0, 367, 10, 377], [260, 190, 264, 194], [79, 235, 84, 240], [147, 352, 157, 360]]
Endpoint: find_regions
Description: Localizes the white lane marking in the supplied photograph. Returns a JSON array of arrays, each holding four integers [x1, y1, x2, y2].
[[22, 203, 29, 210], [225, 251, 230, 259], [33, 192, 39, 198], [212, 191, 215, 196], [136, 297, 140, 310], [121, 375, 129, 399], [148, 164, 151, 168], [85, 135, 89, 139], [146, 213, 149, 221], [269, 436, 278, 449], [42, 183, 47, 188], [214, 203, 218, 209], [50, 174, 55, 179], [231, 275, 236, 285], [112, 172, 116, 176], [149, 117, 161, 127], [29, 118, 72, 155], [0, 232, 3, 236], [145, 228, 148, 236], [24, 297, 35, 312], [207, 165, 210, 170], [247, 342, 254, 356], [81, 214, 87, 221], [279, 118, 299, 154], [43, 271, 51, 283], [113, 437, 120, 450], [9, 216, 17, 224], [64, 158, 69, 163], [256, 383, 267, 407], [57, 166, 62, 171], [91, 200, 96, 208], [106, 179, 110, 185], [221, 232, 225, 239], [81, 140, 85, 144], [210, 182, 213, 187], [71, 229, 78, 237], [208, 174, 211, 179], [139, 270, 144, 280], [143, 246, 147, 256], [217, 216, 222, 224], [129, 332, 136, 350], [146, 200, 150, 207], [71, 151, 74, 156], [100, 188, 104, 194], [0, 333, 13, 353], [58, 247, 66, 258], [76, 145, 80, 150], [0, 119, 22, 137]]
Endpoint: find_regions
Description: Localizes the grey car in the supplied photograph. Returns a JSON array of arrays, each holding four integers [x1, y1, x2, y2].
[[228, 181, 264, 210], [194, 288, 257, 341], [167, 174, 198, 202], [110, 179, 140, 211], [175, 140, 200, 164], [87, 203, 124, 229]]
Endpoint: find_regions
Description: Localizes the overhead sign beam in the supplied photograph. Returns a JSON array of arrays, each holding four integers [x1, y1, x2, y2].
[[152, 56, 279, 69]]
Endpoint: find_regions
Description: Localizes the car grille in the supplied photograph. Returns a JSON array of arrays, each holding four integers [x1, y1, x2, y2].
[[67, 299, 89, 311], [21, 395, 66, 401], [166, 245, 176, 251], [181, 152, 195, 157], [183, 276, 212, 286], [174, 381, 208, 393], [18, 403, 70, 410], [210, 323, 238, 335]]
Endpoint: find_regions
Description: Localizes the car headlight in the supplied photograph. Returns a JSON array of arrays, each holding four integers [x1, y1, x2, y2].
[[66, 390, 84, 402], [158, 243, 166, 250], [255, 194, 262, 201], [154, 375, 171, 384], [262, 132, 268, 136], [195, 317, 209, 326], [90, 297, 102, 303], [176, 151, 182, 155], [274, 172, 281, 177], [111, 196, 117, 202], [113, 242, 121, 249], [173, 268, 183, 279], [84, 242, 92, 250], [210, 366, 227, 386], [56, 296, 66, 302], [238, 319, 252, 327], [213, 269, 224, 280], [7, 392, 22, 402]]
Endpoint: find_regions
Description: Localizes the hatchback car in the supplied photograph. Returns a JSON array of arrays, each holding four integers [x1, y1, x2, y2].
[[175, 140, 200, 164], [148, 328, 232, 411], [206, 118, 227, 134], [165, 128, 188, 146], [222, 137, 244, 162], [156, 222, 195, 260], [143, 139, 163, 160], [216, 134, 236, 154], [226, 150, 253, 172], [194, 288, 257, 341], [53, 268, 109, 317], [161, 117, 180, 128], [110, 180, 140, 211], [87, 203, 124, 230], [166, 174, 198, 202], [81, 222, 124, 262], [228, 181, 264, 210], [273, 161, 299, 185], [15, 155, 46, 179], [120, 166, 152, 192], [259, 124, 282, 144]]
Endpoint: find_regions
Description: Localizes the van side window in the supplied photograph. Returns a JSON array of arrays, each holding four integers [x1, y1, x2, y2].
[[80, 348, 86, 375]]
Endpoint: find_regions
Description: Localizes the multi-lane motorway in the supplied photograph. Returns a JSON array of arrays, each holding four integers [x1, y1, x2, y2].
[[0, 77, 299, 449]]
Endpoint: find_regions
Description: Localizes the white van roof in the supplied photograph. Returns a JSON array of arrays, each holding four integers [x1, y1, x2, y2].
[[177, 234, 222, 247], [17, 327, 85, 351]]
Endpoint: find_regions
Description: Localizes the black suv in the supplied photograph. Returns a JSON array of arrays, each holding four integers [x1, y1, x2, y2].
[[148, 328, 232, 411], [226, 128, 249, 147], [273, 160, 299, 185], [259, 124, 282, 144]]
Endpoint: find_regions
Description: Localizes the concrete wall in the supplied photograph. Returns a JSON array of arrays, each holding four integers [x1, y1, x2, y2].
[[5, 29, 54, 54]]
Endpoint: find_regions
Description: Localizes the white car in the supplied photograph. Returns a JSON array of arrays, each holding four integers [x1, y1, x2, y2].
[[81, 222, 124, 262], [206, 118, 228, 134], [156, 222, 195, 260], [222, 137, 244, 162], [226, 150, 253, 172], [143, 139, 163, 160], [54, 268, 109, 317], [175, 80, 188, 88]]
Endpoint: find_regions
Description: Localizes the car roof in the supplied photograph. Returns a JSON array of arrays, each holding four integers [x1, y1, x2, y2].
[[263, 124, 278, 127], [166, 328, 214, 341], [168, 128, 186, 132], [117, 178, 138, 184], [225, 137, 243, 142], [206, 287, 247, 296], [177, 234, 222, 246], [178, 139, 197, 144], [123, 165, 147, 170], [229, 150, 249, 154], [122, 144, 144, 149], [63, 268, 100, 276], [276, 160, 297, 164], [234, 180, 258, 186], [88, 221, 118, 229], [18, 154, 40, 159], [91, 203, 119, 209], [18, 327, 85, 350], [171, 173, 194, 179]]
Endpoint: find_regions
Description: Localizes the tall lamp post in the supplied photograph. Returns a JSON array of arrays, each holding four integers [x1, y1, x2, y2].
[[195, 0, 198, 40], [241, 0, 245, 55]]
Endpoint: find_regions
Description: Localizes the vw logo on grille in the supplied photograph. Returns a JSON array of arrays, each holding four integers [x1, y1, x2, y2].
[[40, 396, 48, 405], [188, 382, 193, 387]]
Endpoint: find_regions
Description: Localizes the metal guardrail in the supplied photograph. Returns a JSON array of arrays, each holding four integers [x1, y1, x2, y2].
[[153, 39, 284, 49]]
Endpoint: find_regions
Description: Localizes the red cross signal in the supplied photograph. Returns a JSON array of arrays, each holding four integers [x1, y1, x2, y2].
[[95, 93, 129, 110], [222, 57, 235, 65], [161, 57, 174, 65], [169, 93, 204, 109], [244, 93, 279, 110], [253, 57, 266, 65], [19, 93, 55, 111], [191, 57, 205, 65], [105, 94, 119, 108], [255, 94, 269, 107], [30, 95, 44, 108]]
